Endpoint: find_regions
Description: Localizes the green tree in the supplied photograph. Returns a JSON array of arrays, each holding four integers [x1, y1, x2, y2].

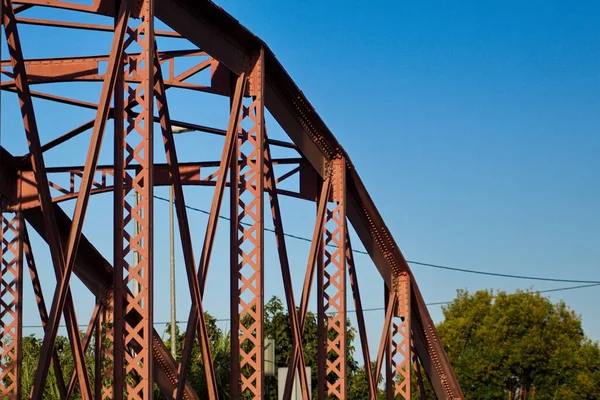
[[437, 289, 600, 399], [154, 312, 231, 399], [20, 333, 96, 400], [263, 296, 359, 399], [347, 361, 386, 399]]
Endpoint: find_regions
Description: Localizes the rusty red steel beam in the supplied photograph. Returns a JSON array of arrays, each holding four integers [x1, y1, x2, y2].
[[0, 50, 228, 106], [0, 213, 23, 399], [230, 51, 266, 398], [317, 157, 348, 399], [166, 118, 297, 149], [414, 352, 428, 399], [375, 289, 397, 388], [39, 119, 98, 154], [1, 52, 298, 154], [347, 234, 377, 400], [174, 72, 245, 400], [154, 43, 220, 400], [1, 86, 298, 156], [0, 81, 217, 99], [284, 176, 331, 399], [16, 16, 181, 37], [64, 303, 103, 400], [0, 49, 203, 68], [12, 0, 113, 15], [1, 85, 99, 108], [30, 0, 131, 393], [172, 57, 211, 82], [385, 285, 394, 400], [13, 3, 33, 13], [193, 72, 245, 292], [264, 133, 311, 399], [22, 226, 68, 398], [36, 157, 302, 174], [2, 0, 94, 396], [0, 87, 298, 151], [94, 304, 102, 400], [112, 0, 156, 395], [276, 165, 300, 184], [0, 66, 214, 95], [5, 158, 306, 212], [386, 273, 411, 399]]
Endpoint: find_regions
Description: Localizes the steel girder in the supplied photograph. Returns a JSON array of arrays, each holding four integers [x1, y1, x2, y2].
[[0, 0, 464, 399]]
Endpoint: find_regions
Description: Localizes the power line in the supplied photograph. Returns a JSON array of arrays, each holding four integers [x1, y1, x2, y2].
[[158, 282, 600, 324], [22, 282, 600, 329], [152, 194, 600, 285], [407, 260, 600, 284], [20, 196, 599, 331]]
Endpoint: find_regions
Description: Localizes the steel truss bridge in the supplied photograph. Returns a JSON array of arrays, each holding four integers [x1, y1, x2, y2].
[[0, 0, 464, 398]]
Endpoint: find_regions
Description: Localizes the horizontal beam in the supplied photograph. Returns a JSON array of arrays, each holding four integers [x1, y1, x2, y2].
[[16, 17, 181, 37], [0, 89, 298, 151], [0, 50, 204, 67], [1, 151, 309, 211]]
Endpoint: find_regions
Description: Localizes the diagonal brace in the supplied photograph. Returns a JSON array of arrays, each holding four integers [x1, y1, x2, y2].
[[283, 176, 332, 399]]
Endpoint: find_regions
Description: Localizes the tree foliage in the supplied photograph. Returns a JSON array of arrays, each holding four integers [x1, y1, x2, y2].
[[21, 334, 96, 399], [262, 296, 359, 399], [438, 289, 600, 399], [14, 292, 600, 399], [155, 296, 360, 399]]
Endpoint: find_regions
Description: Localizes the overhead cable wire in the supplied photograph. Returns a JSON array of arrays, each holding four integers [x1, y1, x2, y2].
[[152, 194, 600, 284], [20, 190, 600, 331], [22, 282, 600, 329]]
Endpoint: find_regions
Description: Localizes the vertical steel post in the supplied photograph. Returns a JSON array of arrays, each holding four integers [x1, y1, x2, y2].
[[317, 156, 348, 400], [154, 49, 224, 400], [169, 186, 176, 358], [0, 213, 23, 400], [100, 292, 115, 400], [64, 303, 103, 400], [112, 17, 126, 400], [384, 285, 393, 400], [347, 234, 377, 399], [113, 0, 155, 396], [230, 49, 265, 399], [317, 223, 326, 400], [3, 1, 93, 396], [387, 272, 412, 400], [284, 176, 331, 400], [133, 192, 141, 297], [95, 298, 103, 400], [264, 136, 311, 399]]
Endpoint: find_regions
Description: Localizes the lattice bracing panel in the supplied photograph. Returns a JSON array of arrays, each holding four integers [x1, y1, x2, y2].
[[388, 272, 412, 400], [0, 213, 22, 399], [113, 0, 155, 398], [318, 157, 347, 399], [230, 52, 265, 399]]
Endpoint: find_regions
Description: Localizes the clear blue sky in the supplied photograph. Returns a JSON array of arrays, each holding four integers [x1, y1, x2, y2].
[[213, 0, 600, 338], [1, 0, 598, 357]]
